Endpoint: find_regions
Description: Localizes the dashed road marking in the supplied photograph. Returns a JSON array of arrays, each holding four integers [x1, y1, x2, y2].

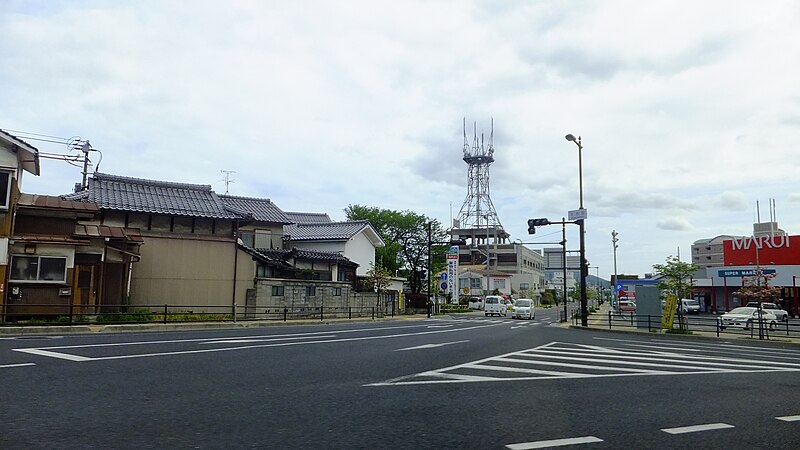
[[0, 363, 36, 369], [661, 423, 734, 434], [776, 415, 800, 422], [506, 436, 603, 449]]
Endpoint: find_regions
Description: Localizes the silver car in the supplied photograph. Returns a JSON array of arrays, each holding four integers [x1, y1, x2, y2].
[[718, 307, 778, 330], [511, 298, 535, 320]]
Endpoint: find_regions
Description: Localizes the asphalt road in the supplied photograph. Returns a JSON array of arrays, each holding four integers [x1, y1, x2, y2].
[[2, 309, 799, 449]]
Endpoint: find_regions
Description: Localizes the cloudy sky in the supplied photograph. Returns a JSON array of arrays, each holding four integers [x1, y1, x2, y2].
[[2, 0, 799, 280]]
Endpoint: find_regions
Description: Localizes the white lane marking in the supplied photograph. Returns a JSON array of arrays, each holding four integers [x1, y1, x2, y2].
[[0, 363, 36, 368], [506, 436, 603, 449], [395, 340, 469, 351], [14, 322, 501, 362], [496, 357, 673, 374], [200, 335, 336, 345], [13, 323, 440, 351], [426, 325, 453, 329], [776, 415, 800, 422], [661, 423, 734, 434], [593, 336, 800, 356], [13, 349, 91, 362]]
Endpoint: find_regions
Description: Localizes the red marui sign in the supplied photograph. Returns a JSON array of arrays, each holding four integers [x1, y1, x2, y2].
[[723, 234, 799, 266]]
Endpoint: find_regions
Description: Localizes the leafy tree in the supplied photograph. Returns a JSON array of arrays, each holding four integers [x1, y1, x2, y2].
[[652, 256, 699, 299], [737, 269, 781, 304], [345, 205, 448, 294], [364, 263, 393, 309], [653, 256, 700, 329]]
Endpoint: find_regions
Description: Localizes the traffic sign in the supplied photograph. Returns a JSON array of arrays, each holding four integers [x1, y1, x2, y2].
[[440, 282, 448, 290], [568, 208, 588, 221], [440, 272, 448, 280]]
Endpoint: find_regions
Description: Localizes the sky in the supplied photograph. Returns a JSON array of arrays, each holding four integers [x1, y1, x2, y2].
[[2, 0, 799, 280]]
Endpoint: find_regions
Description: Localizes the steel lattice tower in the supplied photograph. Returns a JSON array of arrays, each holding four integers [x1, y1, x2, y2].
[[454, 119, 506, 235]]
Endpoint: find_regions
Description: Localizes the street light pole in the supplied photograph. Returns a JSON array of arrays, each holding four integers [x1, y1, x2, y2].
[[566, 133, 588, 327], [612, 230, 619, 314], [562, 218, 568, 322], [485, 216, 491, 297]]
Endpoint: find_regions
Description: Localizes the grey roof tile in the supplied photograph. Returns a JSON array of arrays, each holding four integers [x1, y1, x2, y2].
[[249, 247, 356, 265], [64, 173, 241, 219], [220, 195, 292, 224], [285, 211, 332, 224], [284, 220, 371, 241]]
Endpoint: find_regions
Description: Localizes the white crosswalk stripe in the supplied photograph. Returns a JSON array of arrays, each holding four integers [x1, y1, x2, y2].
[[368, 341, 800, 386]]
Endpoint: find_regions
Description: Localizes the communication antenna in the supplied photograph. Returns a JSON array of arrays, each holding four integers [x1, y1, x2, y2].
[[220, 170, 236, 194]]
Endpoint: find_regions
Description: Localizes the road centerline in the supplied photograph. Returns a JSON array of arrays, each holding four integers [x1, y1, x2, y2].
[[661, 423, 734, 434]]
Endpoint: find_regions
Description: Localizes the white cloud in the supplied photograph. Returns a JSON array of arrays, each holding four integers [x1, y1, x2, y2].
[[3, 0, 800, 278]]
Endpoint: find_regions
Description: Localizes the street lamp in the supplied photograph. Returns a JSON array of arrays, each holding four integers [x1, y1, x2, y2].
[[612, 230, 619, 314], [565, 133, 588, 327]]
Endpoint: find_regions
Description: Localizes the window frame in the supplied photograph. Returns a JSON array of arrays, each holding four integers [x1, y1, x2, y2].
[[271, 285, 284, 296], [305, 286, 317, 296], [0, 170, 11, 210], [9, 255, 68, 283]]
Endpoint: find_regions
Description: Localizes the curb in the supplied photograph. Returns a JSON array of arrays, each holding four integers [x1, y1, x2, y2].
[[0, 315, 430, 337]]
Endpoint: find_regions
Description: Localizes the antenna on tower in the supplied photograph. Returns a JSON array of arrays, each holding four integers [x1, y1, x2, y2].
[[220, 170, 236, 195]]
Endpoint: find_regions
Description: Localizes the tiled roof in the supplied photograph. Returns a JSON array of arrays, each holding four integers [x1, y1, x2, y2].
[[0, 128, 40, 175], [74, 224, 144, 242], [284, 220, 372, 241], [285, 211, 332, 224], [220, 195, 292, 224], [63, 173, 241, 219], [247, 247, 356, 265], [17, 193, 99, 213]]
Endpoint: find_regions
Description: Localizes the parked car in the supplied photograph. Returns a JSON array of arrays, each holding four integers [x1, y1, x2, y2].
[[511, 298, 535, 320], [468, 296, 484, 311], [619, 300, 637, 313], [718, 307, 778, 330], [745, 302, 789, 322], [484, 295, 507, 317], [680, 299, 701, 314]]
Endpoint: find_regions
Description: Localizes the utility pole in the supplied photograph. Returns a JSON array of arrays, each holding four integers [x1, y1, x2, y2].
[[612, 230, 619, 314], [80, 141, 92, 190]]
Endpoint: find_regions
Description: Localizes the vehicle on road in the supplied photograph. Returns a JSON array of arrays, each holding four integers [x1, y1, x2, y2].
[[745, 302, 789, 322], [619, 300, 637, 313], [468, 296, 484, 311], [718, 307, 778, 330], [680, 299, 700, 314], [511, 298, 535, 320], [484, 295, 507, 317]]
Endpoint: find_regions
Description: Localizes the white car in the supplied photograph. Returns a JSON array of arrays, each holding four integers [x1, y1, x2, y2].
[[746, 302, 789, 322], [468, 297, 484, 311], [484, 295, 507, 317], [718, 307, 778, 330], [512, 298, 535, 320]]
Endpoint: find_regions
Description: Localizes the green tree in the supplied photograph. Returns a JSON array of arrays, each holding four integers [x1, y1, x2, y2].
[[652, 256, 699, 299], [364, 263, 393, 309], [345, 205, 448, 294], [653, 255, 700, 330], [737, 269, 781, 304]]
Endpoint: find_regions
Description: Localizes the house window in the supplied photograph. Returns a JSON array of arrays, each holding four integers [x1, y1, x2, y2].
[[0, 171, 11, 210], [271, 286, 284, 296], [520, 283, 529, 290], [10, 255, 67, 283], [333, 287, 342, 296], [494, 279, 506, 289], [305, 286, 316, 296], [257, 264, 272, 278], [470, 278, 482, 289]]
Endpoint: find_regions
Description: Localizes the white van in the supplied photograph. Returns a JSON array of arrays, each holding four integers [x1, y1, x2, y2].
[[680, 299, 700, 314], [484, 295, 507, 317], [468, 297, 484, 310]]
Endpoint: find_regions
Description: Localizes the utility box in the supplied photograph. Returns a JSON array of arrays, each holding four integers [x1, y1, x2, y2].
[[635, 285, 661, 329]]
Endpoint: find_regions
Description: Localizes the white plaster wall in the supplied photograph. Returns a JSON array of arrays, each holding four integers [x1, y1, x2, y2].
[[345, 234, 377, 276]]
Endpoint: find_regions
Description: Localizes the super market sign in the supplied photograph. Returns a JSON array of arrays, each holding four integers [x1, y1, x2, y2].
[[718, 268, 776, 277]]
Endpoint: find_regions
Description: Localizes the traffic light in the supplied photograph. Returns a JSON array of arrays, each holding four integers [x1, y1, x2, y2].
[[527, 218, 550, 234]]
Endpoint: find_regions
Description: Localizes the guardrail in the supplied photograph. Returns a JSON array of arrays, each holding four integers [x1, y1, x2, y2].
[[569, 309, 799, 340], [0, 303, 384, 326]]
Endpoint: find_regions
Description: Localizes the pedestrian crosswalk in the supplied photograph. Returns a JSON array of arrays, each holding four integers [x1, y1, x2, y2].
[[368, 340, 800, 386]]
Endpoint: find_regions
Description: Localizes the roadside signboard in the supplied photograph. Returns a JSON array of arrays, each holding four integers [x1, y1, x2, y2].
[[718, 268, 776, 277], [662, 294, 678, 329], [446, 246, 460, 304]]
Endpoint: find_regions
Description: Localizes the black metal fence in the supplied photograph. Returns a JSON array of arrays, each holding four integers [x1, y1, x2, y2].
[[0, 303, 385, 326], [569, 309, 800, 340]]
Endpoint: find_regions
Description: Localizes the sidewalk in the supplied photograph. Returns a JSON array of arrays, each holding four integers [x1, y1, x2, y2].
[[564, 302, 800, 345], [0, 313, 430, 336]]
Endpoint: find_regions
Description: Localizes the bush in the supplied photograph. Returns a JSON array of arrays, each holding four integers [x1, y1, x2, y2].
[[96, 309, 155, 323]]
